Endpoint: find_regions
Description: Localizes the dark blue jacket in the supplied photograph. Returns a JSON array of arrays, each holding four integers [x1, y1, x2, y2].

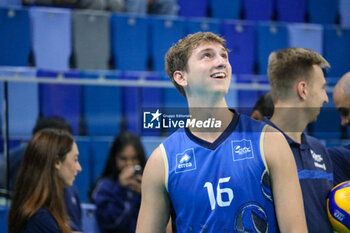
[[92, 177, 141, 233], [328, 144, 350, 185]]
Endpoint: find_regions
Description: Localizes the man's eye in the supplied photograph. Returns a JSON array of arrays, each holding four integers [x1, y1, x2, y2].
[[203, 53, 211, 58]]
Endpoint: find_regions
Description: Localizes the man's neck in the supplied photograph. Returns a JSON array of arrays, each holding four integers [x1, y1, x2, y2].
[[270, 106, 308, 144], [187, 99, 233, 143]]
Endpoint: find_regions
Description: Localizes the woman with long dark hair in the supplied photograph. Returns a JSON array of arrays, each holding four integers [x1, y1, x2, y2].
[[8, 129, 82, 233], [91, 131, 147, 233]]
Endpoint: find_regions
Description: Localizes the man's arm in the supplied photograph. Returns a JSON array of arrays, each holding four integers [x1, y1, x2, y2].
[[136, 146, 171, 233], [263, 126, 307, 233]]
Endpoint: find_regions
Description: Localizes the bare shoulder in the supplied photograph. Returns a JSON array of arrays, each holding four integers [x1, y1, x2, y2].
[[263, 125, 286, 145], [262, 125, 293, 166], [143, 145, 166, 190]]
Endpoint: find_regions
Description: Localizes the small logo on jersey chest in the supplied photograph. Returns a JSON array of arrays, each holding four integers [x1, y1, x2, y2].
[[310, 149, 326, 170], [175, 148, 196, 173], [232, 139, 254, 161]]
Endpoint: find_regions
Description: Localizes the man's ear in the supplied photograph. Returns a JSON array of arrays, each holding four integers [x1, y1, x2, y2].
[[173, 71, 188, 87], [297, 81, 307, 100]]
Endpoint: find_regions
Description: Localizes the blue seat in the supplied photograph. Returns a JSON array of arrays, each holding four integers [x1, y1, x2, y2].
[[37, 70, 81, 135], [340, 0, 350, 27], [74, 137, 91, 202], [151, 16, 186, 72], [140, 73, 162, 136], [0, 206, 8, 233], [276, 0, 306, 22], [323, 26, 350, 77], [72, 10, 110, 70], [256, 23, 288, 74], [81, 204, 101, 233], [243, 0, 273, 21], [83, 72, 122, 136], [178, 0, 208, 17], [111, 14, 149, 71], [186, 17, 220, 34], [0, 67, 39, 138], [287, 23, 323, 55], [0, 0, 21, 7], [0, 7, 30, 66], [209, 0, 242, 19], [29, 7, 71, 70], [221, 20, 255, 74], [121, 73, 141, 134], [308, 0, 338, 24], [90, 138, 112, 183]]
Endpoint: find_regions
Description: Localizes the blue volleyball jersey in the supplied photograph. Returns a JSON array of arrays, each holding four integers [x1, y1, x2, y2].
[[161, 113, 279, 233]]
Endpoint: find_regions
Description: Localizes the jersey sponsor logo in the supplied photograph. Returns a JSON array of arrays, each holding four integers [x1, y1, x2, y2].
[[310, 149, 326, 170], [232, 139, 254, 161], [175, 148, 196, 173]]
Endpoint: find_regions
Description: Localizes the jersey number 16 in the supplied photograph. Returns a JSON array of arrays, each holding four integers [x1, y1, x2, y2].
[[204, 177, 233, 210]]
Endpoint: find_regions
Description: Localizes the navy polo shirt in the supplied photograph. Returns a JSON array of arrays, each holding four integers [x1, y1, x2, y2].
[[264, 118, 334, 233], [21, 208, 60, 233], [328, 144, 350, 185]]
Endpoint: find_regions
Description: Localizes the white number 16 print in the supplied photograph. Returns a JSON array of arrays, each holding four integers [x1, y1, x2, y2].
[[204, 177, 234, 210]]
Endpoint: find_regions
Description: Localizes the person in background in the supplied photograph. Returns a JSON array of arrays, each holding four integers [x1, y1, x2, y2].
[[264, 47, 334, 232], [1, 116, 83, 232], [328, 71, 350, 185], [8, 129, 82, 233], [91, 131, 146, 233], [250, 92, 274, 121]]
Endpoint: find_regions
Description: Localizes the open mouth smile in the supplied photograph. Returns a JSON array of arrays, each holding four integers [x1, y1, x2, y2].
[[210, 72, 226, 79]]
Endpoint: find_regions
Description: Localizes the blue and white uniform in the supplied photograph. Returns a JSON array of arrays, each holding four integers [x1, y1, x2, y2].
[[161, 112, 279, 233]]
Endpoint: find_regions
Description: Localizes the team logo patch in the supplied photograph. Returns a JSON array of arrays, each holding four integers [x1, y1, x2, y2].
[[232, 139, 254, 161], [175, 148, 196, 173]]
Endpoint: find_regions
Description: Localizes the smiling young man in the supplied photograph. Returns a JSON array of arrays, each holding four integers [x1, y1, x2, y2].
[[264, 48, 334, 233], [136, 32, 307, 233], [327, 72, 350, 185]]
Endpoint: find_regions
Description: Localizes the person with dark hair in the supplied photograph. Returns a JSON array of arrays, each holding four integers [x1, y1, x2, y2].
[[1, 116, 83, 232], [8, 129, 82, 233], [264, 47, 333, 232], [136, 32, 307, 233], [250, 92, 274, 121], [327, 72, 350, 185], [91, 131, 146, 233], [32, 116, 73, 135]]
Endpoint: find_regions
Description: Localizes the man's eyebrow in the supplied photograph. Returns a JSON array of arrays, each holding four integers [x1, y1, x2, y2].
[[198, 48, 214, 53], [198, 47, 228, 54]]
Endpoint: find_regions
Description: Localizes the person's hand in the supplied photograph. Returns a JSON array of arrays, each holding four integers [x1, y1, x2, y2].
[[119, 166, 142, 193], [128, 174, 142, 193]]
